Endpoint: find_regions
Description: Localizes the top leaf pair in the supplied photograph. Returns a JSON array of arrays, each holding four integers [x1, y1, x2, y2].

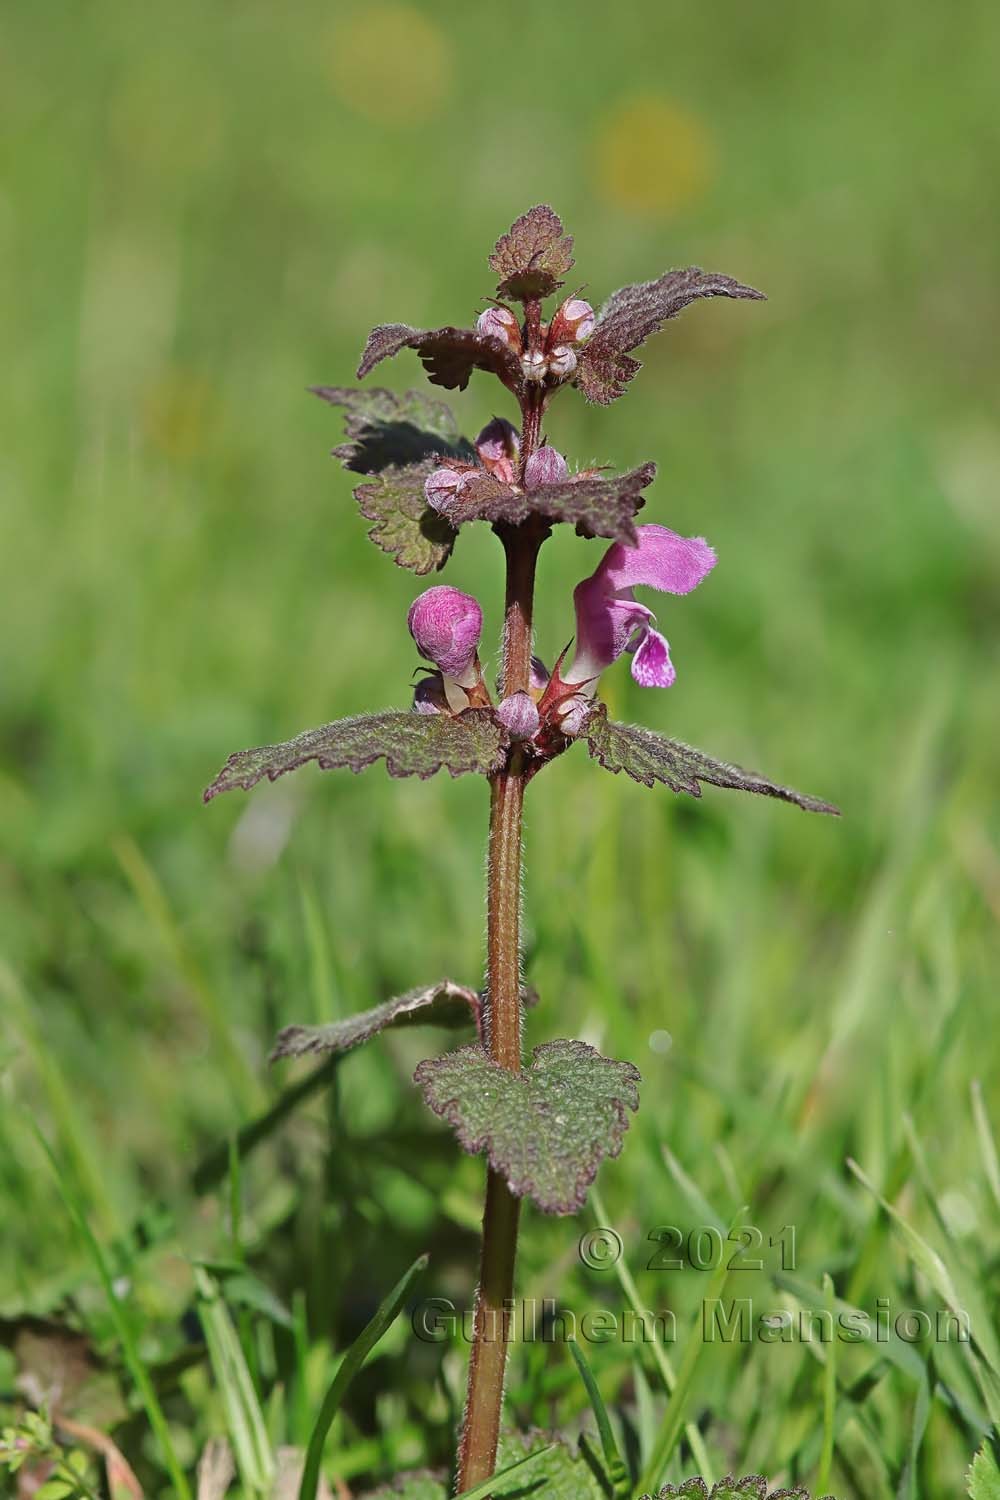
[[357, 203, 764, 407]]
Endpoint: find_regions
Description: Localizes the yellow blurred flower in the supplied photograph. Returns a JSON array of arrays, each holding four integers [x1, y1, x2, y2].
[[596, 96, 715, 217], [142, 370, 216, 462], [329, 3, 452, 126]]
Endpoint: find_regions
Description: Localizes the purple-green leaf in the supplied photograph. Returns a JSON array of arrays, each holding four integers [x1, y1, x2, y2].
[[272, 983, 540, 1063], [364, 1476, 446, 1500], [362, 1433, 606, 1499], [203, 710, 510, 802], [488, 204, 575, 301], [415, 1039, 641, 1215], [643, 1480, 832, 1499], [311, 386, 473, 474], [357, 324, 523, 395], [583, 708, 839, 814], [576, 268, 765, 405], [270, 980, 482, 1062], [434, 463, 656, 545], [353, 460, 457, 574]]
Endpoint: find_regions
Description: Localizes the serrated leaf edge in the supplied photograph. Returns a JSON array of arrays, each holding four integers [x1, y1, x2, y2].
[[415, 1039, 641, 1215], [204, 710, 510, 802]]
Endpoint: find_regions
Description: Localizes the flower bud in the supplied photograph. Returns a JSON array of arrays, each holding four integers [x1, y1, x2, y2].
[[546, 344, 578, 381], [530, 655, 550, 693], [475, 418, 520, 484], [521, 349, 547, 383], [496, 691, 540, 741], [412, 672, 449, 715], [407, 586, 483, 684], [524, 446, 569, 489], [476, 306, 522, 352], [424, 466, 468, 511], [557, 695, 591, 738], [549, 296, 596, 346]]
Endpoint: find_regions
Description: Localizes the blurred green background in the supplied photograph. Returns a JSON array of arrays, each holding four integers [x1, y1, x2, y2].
[[2, 1, 999, 1496]]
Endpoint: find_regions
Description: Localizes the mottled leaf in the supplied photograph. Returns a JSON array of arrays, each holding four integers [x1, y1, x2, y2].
[[204, 710, 510, 802], [495, 1433, 610, 1499], [489, 204, 575, 300], [1, 1319, 125, 1430], [354, 460, 457, 574], [968, 1439, 1000, 1500], [363, 1433, 608, 1500], [525, 464, 655, 543], [435, 463, 656, 545], [365, 1474, 447, 1500], [357, 324, 523, 394], [415, 1040, 641, 1215], [272, 984, 540, 1063], [271, 980, 481, 1061], [583, 709, 839, 815], [311, 385, 473, 474], [428, 468, 515, 524], [576, 268, 765, 405], [646, 1481, 831, 1500]]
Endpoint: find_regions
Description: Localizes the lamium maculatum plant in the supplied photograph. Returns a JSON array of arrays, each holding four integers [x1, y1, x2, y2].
[[205, 206, 838, 1499]]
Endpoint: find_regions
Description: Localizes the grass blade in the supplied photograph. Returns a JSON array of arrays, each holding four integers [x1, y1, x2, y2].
[[972, 1080, 1000, 1211], [298, 1253, 428, 1500], [662, 1144, 726, 1233], [31, 1124, 193, 1500], [848, 1157, 1000, 1427], [112, 834, 261, 1114], [896, 1362, 930, 1500], [590, 1187, 713, 1484], [568, 1338, 629, 1496], [816, 1272, 837, 1495], [191, 1055, 339, 1194], [636, 1209, 744, 1496], [194, 1265, 274, 1496]]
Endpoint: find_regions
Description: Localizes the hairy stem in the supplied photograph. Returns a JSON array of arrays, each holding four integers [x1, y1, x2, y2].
[[455, 777, 523, 1493], [519, 297, 544, 477], [456, 516, 542, 1493]]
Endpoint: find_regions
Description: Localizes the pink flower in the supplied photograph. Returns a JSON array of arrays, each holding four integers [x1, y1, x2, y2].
[[407, 586, 483, 686], [560, 525, 716, 725], [524, 446, 568, 488]]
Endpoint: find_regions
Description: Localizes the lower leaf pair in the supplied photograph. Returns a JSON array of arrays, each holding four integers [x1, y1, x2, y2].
[[268, 975, 639, 1217]]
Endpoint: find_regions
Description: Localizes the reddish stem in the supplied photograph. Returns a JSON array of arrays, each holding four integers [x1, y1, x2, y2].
[[455, 497, 543, 1494]]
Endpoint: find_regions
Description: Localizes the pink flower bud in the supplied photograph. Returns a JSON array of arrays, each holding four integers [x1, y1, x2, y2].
[[424, 466, 468, 511], [412, 672, 449, 715], [547, 345, 578, 381], [475, 417, 520, 484], [521, 349, 547, 383], [408, 586, 483, 683], [524, 446, 569, 489], [475, 417, 520, 465], [476, 306, 522, 352], [530, 655, 550, 692], [496, 691, 540, 740], [549, 296, 596, 346]]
